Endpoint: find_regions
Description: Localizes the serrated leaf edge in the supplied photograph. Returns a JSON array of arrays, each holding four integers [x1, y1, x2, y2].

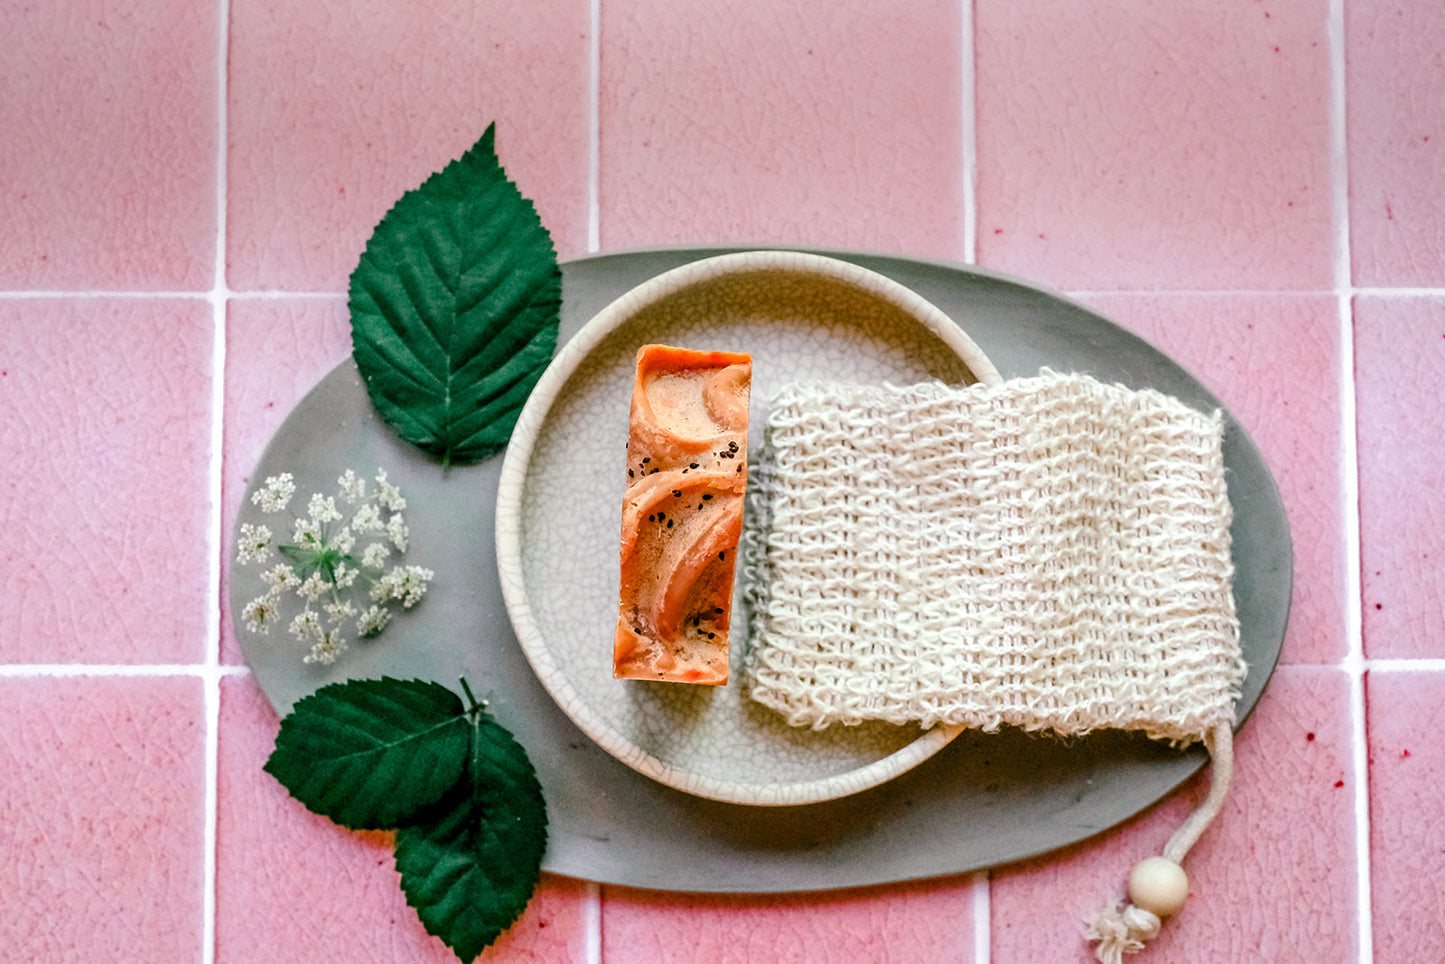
[[264, 678, 470, 830], [347, 123, 560, 467], [391, 710, 547, 962]]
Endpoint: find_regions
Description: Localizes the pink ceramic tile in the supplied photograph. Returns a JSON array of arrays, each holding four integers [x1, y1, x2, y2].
[[0, 676, 205, 960], [0, 299, 213, 664], [0, 2, 217, 290], [1346, 2, 1445, 286], [227, 0, 592, 292], [1079, 293, 1346, 665], [975, 0, 1334, 291], [1367, 670, 1445, 961], [1354, 295, 1445, 659], [216, 674, 592, 962], [601, 878, 975, 964], [220, 297, 352, 663], [990, 666, 1357, 962], [598, 0, 966, 259]]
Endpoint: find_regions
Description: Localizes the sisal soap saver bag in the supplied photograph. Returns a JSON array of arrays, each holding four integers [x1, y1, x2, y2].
[[741, 370, 1246, 962]]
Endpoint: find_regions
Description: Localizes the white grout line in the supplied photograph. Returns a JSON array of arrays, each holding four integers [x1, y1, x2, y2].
[[0, 289, 347, 300], [0, 664, 251, 678], [1341, 302, 1374, 964], [587, 0, 601, 254], [0, 289, 210, 299], [959, 0, 978, 266], [1353, 286, 1445, 298], [584, 880, 603, 964], [970, 870, 990, 964], [1329, 11, 1354, 294], [202, 3, 233, 961], [1068, 288, 1341, 299], [1326, 1, 1373, 960], [963, 5, 987, 962], [1366, 659, 1445, 674], [227, 289, 343, 300]]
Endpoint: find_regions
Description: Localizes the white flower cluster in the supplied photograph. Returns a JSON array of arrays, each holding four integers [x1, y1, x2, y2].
[[236, 469, 434, 666]]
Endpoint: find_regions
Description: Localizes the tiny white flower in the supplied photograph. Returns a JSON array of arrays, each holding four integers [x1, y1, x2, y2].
[[386, 513, 409, 552], [304, 630, 347, 666], [251, 473, 296, 513], [356, 605, 392, 637], [352, 503, 383, 533], [323, 599, 356, 625], [236, 523, 274, 564], [333, 561, 359, 589], [289, 609, 321, 641], [307, 493, 342, 524], [399, 566, 434, 607], [242, 593, 282, 633], [361, 542, 390, 569], [333, 527, 355, 555], [298, 572, 330, 601], [376, 469, 407, 512], [292, 517, 322, 547], [373, 564, 433, 608], [337, 469, 366, 503], [260, 563, 299, 592]]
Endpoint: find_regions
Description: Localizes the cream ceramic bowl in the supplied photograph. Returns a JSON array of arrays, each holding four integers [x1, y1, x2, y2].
[[495, 250, 1001, 805]]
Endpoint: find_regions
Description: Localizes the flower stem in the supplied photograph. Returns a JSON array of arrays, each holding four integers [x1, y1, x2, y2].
[[458, 677, 484, 716]]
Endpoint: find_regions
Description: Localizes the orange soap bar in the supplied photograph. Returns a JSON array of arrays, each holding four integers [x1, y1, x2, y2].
[[614, 344, 752, 684]]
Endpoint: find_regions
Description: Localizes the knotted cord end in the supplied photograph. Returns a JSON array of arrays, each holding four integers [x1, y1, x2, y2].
[[1086, 902, 1162, 963]]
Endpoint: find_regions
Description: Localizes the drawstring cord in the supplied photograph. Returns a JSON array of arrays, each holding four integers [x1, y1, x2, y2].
[[1086, 721, 1235, 963]]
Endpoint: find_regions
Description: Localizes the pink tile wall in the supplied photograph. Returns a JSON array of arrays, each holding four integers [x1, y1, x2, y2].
[[990, 667, 1357, 963], [1354, 294, 1445, 659], [215, 675, 592, 963], [0, 676, 206, 960], [598, 0, 966, 259], [0, 2, 218, 290], [1079, 293, 1346, 665], [1346, 1, 1445, 286], [601, 878, 976, 964], [974, 0, 1335, 292], [0, 298, 214, 664], [226, 0, 593, 292], [1367, 670, 1445, 962], [9, 0, 1440, 960]]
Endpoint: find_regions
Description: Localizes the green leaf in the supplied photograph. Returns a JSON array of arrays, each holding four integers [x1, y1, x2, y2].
[[349, 123, 561, 466], [264, 678, 470, 830], [395, 713, 549, 962]]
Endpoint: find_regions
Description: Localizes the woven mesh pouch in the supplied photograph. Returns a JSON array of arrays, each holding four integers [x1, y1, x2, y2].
[[742, 370, 1246, 744], [740, 369, 1252, 962]]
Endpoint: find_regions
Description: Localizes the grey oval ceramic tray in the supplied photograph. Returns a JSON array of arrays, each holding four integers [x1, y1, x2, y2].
[[232, 247, 1291, 893]]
